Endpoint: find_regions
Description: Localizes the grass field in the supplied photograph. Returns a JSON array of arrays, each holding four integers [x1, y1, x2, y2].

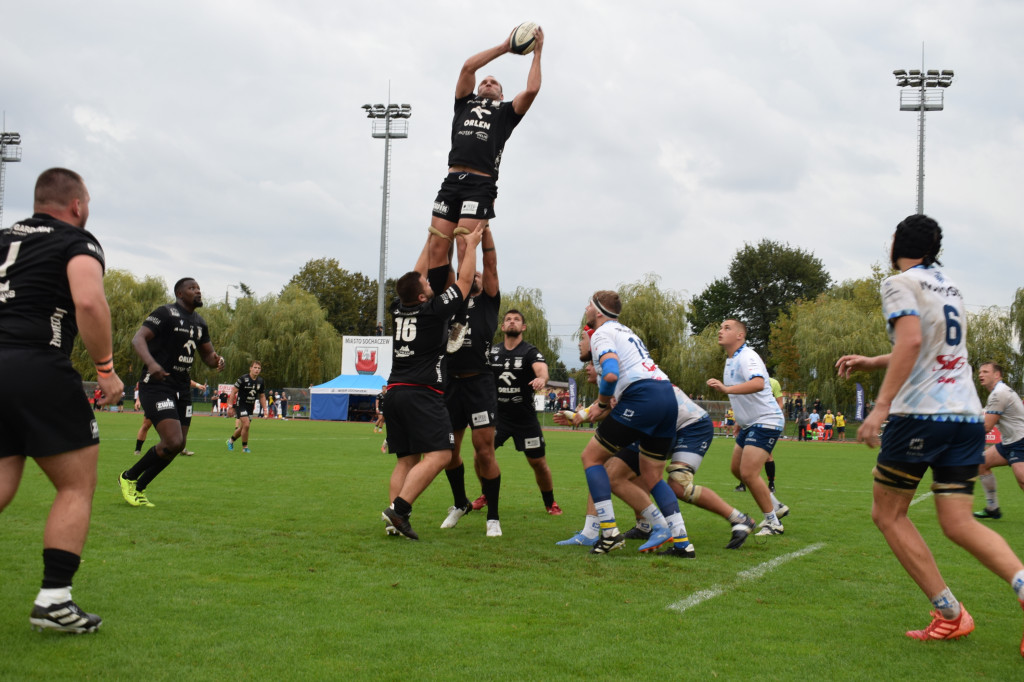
[[3, 411, 1024, 680]]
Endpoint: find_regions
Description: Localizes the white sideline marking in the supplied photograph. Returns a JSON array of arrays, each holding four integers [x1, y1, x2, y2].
[[667, 543, 826, 613], [910, 491, 934, 506]]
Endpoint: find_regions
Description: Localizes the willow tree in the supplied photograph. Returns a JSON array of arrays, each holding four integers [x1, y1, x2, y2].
[[676, 325, 724, 397], [968, 305, 1019, 392], [787, 294, 888, 413], [212, 285, 341, 389], [72, 269, 168, 384], [615, 274, 689, 385]]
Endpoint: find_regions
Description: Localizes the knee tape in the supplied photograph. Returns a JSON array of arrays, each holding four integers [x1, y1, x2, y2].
[[667, 463, 700, 503], [428, 226, 452, 241], [872, 463, 921, 493]]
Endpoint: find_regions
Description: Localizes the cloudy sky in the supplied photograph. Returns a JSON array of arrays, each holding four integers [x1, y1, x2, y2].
[[4, 1, 1022, 367]]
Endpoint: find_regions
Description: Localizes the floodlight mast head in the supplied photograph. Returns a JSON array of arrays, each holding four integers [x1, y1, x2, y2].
[[893, 65, 954, 214], [361, 99, 413, 329], [0, 130, 24, 228]]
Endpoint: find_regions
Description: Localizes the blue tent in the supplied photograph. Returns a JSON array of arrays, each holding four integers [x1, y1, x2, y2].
[[309, 374, 386, 421]]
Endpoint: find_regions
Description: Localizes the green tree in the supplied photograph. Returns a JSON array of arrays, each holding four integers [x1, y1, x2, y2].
[[676, 325, 724, 397], [691, 240, 832, 357], [288, 258, 383, 336], [72, 269, 168, 384], [968, 306, 1019, 393], [616, 273, 689, 385], [688, 277, 737, 336], [728, 240, 832, 356], [213, 286, 342, 389]]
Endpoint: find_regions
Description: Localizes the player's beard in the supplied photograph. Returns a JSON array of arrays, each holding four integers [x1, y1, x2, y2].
[[505, 328, 522, 338]]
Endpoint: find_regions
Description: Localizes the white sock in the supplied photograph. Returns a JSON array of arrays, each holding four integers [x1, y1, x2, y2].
[[764, 510, 779, 526], [35, 587, 71, 607], [980, 473, 999, 509], [728, 509, 745, 524], [665, 511, 689, 545], [636, 518, 653, 532], [595, 500, 617, 535], [640, 504, 665, 529], [582, 515, 600, 539], [1011, 569, 1024, 602], [930, 587, 960, 619], [769, 492, 782, 507]]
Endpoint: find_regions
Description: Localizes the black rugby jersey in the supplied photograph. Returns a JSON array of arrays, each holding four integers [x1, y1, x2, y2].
[[446, 94, 524, 179], [489, 341, 545, 420], [140, 303, 211, 388], [387, 283, 465, 389], [234, 373, 266, 409], [447, 290, 500, 374], [0, 213, 105, 356]]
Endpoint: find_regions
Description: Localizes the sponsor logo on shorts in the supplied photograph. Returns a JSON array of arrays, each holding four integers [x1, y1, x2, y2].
[[448, 432, 455, 444], [185, 405, 193, 418], [90, 420, 99, 439], [433, 200, 450, 216], [471, 411, 489, 427], [622, 409, 635, 418], [909, 438, 924, 453], [461, 200, 479, 216], [156, 399, 175, 411], [524, 437, 541, 449]]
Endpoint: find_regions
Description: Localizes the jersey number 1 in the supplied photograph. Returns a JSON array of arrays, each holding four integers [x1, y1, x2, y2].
[[0, 242, 22, 277]]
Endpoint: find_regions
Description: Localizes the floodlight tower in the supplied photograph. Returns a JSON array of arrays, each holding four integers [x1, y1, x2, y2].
[[361, 101, 412, 331], [893, 65, 954, 215], [0, 130, 23, 229]]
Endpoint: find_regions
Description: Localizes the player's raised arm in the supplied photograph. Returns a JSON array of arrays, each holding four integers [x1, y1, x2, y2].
[[512, 26, 543, 116], [456, 35, 512, 99]]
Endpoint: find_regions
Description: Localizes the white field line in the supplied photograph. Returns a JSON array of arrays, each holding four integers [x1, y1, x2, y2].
[[667, 543, 826, 613], [910, 491, 934, 506]]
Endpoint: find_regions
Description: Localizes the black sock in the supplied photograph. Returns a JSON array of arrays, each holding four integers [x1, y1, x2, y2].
[[765, 460, 776, 484], [242, 441, 247, 448], [42, 548, 80, 589], [125, 445, 161, 480], [445, 463, 468, 507], [482, 475, 501, 521], [136, 448, 176, 490], [542, 489, 555, 508], [393, 496, 412, 518], [135, 439, 144, 452]]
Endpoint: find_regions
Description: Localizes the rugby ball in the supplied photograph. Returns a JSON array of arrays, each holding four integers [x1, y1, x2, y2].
[[509, 22, 538, 55]]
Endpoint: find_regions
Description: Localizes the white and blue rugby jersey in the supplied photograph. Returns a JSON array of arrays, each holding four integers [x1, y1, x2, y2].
[[590, 320, 669, 400], [723, 344, 784, 429], [673, 385, 708, 431], [881, 265, 982, 418], [985, 381, 1024, 444]]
